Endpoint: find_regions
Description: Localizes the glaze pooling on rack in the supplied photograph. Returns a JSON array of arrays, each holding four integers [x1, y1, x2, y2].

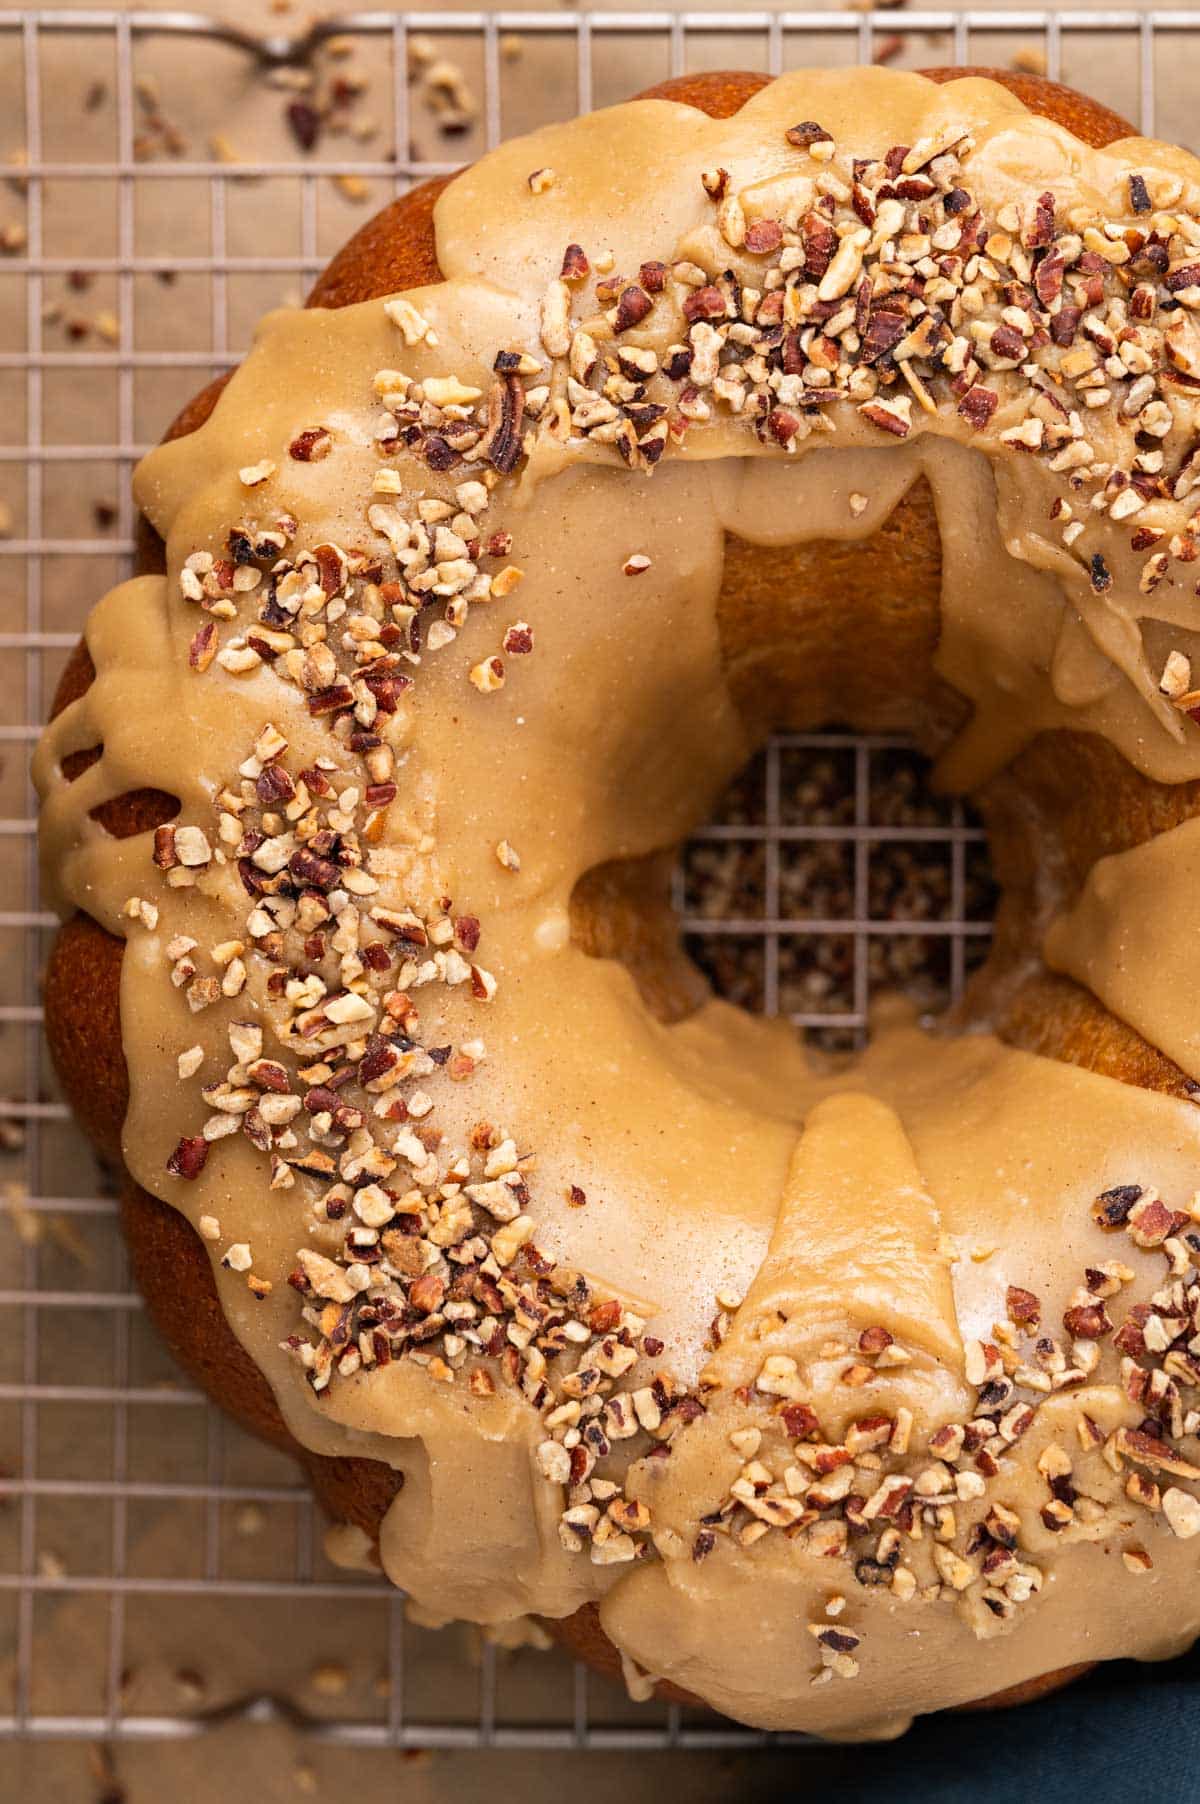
[[33, 69, 1200, 1735]]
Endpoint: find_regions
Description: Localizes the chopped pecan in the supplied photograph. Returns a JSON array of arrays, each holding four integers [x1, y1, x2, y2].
[[289, 427, 331, 462], [477, 374, 525, 475], [613, 285, 653, 333], [1063, 1301, 1112, 1340], [560, 242, 589, 282], [167, 1135, 209, 1180], [743, 219, 783, 256], [785, 121, 832, 150], [1006, 1286, 1042, 1328], [957, 384, 998, 429]]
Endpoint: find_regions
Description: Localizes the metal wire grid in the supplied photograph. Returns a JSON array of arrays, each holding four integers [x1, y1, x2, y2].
[[675, 734, 988, 1033], [0, 3, 1178, 1753]]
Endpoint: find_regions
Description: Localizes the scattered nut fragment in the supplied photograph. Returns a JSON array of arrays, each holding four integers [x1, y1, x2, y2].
[[334, 173, 370, 203], [235, 1502, 266, 1537], [527, 167, 556, 195], [1011, 45, 1048, 76], [1160, 650, 1192, 701], [423, 375, 482, 408], [540, 277, 572, 358], [623, 553, 651, 576], [491, 1213, 535, 1266], [1164, 1487, 1200, 1538], [289, 427, 331, 462], [209, 133, 242, 166], [469, 656, 505, 694], [166, 1136, 208, 1180], [716, 192, 746, 249], [308, 1661, 349, 1697], [123, 895, 159, 931], [384, 294, 437, 347], [502, 621, 533, 656], [495, 839, 521, 872], [491, 564, 524, 599], [238, 459, 276, 488], [173, 826, 212, 867], [785, 120, 833, 152]]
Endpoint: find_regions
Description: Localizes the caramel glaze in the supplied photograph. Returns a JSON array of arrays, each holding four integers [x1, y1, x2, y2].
[[35, 68, 1200, 1735]]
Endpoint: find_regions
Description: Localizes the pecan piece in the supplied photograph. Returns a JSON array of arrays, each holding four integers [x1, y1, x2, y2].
[[682, 285, 727, 323], [560, 242, 589, 282], [167, 1136, 209, 1180], [613, 285, 653, 333], [957, 384, 998, 429], [802, 211, 837, 282], [288, 427, 331, 462], [289, 846, 341, 892], [861, 308, 906, 366], [153, 825, 178, 870], [1092, 1184, 1143, 1228], [1023, 190, 1056, 249], [1034, 249, 1066, 309], [1006, 1286, 1042, 1328], [1063, 1301, 1112, 1339], [743, 219, 783, 256], [785, 121, 832, 150], [188, 623, 218, 673], [502, 622, 533, 656], [477, 374, 526, 475], [1166, 263, 1200, 294], [285, 99, 320, 152]]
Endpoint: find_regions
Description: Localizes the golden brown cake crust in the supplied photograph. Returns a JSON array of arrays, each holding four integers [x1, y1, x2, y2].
[[44, 66, 1164, 1720]]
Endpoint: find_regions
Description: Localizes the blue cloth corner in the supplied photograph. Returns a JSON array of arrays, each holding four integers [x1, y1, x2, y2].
[[750, 1650, 1200, 1803]]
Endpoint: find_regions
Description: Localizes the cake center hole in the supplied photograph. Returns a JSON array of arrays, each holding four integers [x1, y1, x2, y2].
[[677, 733, 998, 1053]]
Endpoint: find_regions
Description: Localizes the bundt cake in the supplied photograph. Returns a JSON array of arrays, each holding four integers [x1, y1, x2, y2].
[[33, 66, 1200, 1736]]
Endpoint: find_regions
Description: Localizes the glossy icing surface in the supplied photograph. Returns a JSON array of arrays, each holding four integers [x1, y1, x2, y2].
[[34, 70, 1200, 1735]]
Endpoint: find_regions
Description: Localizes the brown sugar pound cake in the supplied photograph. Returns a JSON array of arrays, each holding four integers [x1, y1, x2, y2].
[[33, 65, 1200, 1736]]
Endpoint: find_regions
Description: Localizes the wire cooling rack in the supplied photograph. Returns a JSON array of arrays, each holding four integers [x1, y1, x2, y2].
[[0, 3, 1190, 1754]]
